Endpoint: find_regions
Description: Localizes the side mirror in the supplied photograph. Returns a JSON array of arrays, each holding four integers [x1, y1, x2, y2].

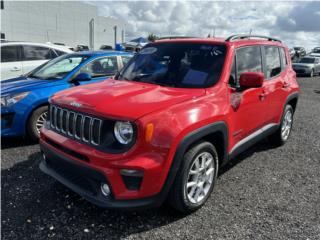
[[239, 72, 264, 88], [72, 72, 92, 82]]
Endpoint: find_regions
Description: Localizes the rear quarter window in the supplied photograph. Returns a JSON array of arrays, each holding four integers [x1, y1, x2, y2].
[[265, 46, 281, 78]]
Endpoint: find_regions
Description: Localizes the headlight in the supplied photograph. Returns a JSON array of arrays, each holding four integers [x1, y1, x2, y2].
[[1, 92, 30, 107], [114, 121, 134, 144]]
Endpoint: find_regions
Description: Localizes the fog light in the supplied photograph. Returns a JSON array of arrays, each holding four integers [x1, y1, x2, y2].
[[101, 183, 111, 196]]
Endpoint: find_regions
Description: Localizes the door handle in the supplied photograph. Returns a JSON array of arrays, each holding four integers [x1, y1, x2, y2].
[[283, 82, 290, 88], [259, 91, 267, 101], [10, 67, 21, 72]]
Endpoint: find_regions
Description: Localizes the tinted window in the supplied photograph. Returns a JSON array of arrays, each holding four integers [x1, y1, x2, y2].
[[121, 56, 131, 66], [23, 45, 52, 61], [280, 48, 287, 68], [1, 46, 20, 62], [80, 56, 118, 78], [117, 43, 226, 88], [265, 46, 281, 78], [236, 46, 262, 80]]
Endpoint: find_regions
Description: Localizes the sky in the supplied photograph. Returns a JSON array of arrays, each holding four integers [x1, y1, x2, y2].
[[88, 1, 320, 50]]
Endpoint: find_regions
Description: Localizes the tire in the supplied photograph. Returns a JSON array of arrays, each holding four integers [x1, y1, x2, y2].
[[168, 141, 219, 213], [27, 106, 48, 141], [269, 105, 294, 146], [310, 69, 314, 78]]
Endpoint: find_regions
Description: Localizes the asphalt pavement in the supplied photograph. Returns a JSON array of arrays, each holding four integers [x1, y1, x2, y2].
[[1, 76, 320, 240]]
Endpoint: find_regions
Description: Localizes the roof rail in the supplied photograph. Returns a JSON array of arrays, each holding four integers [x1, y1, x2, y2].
[[226, 34, 281, 43], [157, 36, 197, 40]]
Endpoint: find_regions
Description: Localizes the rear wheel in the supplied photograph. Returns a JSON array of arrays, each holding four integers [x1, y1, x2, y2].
[[269, 105, 293, 146], [168, 141, 219, 213], [27, 106, 48, 141]]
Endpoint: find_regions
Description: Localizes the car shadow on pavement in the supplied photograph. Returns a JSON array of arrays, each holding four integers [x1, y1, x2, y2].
[[1, 136, 37, 150], [219, 139, 278, 176], [1, 139, 279, 239], [1, 152, 187, 239]]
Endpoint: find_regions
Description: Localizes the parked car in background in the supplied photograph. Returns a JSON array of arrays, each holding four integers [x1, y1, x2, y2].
[[39, 35, 299, 213], [75, 45, 89, 52], [0, 42, 73, 80], [293, 47, 306, 58], [289, 48, 296, 59], [100, 45, 113, 50], [309, 47, 320, 57], [1, 51, 133, 140], [292, 56, 320, 77]]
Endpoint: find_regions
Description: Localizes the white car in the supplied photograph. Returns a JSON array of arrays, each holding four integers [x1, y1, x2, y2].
[[1, 42, 73, 80]]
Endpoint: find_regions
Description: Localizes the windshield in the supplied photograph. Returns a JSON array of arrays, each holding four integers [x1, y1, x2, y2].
[[115, 43, 226, 88], [28, 54, 90, 80], [299, 58, 315, 63]]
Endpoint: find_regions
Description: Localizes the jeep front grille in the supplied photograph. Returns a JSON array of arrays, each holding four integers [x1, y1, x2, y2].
[[49, 105, 103, 146]]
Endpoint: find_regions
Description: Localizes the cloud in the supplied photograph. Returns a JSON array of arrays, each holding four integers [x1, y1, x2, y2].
[[88, 0, 320, 50], [276, 2, 320, 32]]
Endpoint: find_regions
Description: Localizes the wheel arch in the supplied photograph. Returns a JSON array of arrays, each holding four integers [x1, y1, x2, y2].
[[156, 121, 229, 204], [25, 102, 49, 134], [285, 92, 299, 113]]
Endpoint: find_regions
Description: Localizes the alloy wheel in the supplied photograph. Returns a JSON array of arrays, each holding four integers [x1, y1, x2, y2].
[[36, 111, 48, 134], [281, 110, 293, 141], [185, 152, 215, 204]]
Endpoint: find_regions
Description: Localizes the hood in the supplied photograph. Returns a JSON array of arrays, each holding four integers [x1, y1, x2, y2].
[[1, 76, 62, 95], [51, 80, 206, 120]]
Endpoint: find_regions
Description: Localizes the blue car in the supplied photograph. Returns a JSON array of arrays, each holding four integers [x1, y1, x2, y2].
[[1, 51, 133, 140]]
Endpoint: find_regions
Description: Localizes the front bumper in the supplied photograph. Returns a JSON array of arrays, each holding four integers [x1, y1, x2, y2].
[[39, 127, 175, 209], [40, 143, 162, 209], [1, 107, 25, 137]]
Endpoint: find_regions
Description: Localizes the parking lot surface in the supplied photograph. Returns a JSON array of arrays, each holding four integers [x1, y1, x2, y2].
[[1, 77, 320, 240]]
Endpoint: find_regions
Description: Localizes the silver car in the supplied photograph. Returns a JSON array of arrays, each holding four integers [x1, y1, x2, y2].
[[292, 57, 320, 77]]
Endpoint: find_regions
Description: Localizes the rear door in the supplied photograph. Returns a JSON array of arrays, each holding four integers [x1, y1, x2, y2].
[[0, 45, 23, 80], [21, 45, 53, 75], [261, 46, 288, 124], [228, 45, 268, 148]]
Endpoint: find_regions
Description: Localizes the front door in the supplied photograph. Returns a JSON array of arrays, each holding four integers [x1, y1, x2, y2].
[[228, 45, 268, 151]]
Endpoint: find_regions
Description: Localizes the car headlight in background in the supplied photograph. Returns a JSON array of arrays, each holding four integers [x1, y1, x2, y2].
[[114, 121, 134, 144], [1, 92, 30, 107]]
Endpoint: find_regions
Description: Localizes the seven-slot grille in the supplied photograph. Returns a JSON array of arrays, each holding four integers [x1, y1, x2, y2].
[[49, 105, 103, 146]]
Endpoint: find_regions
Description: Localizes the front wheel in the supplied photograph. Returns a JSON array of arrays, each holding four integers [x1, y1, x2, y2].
[[310, 69, 314, 78], [269, 105, 294, 146], [27, 106, 48, 141], [168, 141, 219, 213]]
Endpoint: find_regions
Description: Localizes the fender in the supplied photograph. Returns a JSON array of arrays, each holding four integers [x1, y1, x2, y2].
[[284, 92, 299, 112], [155, 121, 228, 204]]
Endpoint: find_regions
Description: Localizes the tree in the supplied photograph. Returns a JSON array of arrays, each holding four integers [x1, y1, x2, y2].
[[147, 33, 159, 42]]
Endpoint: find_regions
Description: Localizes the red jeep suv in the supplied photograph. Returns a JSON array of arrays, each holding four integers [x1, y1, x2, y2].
[[40, 35, 299, 213]]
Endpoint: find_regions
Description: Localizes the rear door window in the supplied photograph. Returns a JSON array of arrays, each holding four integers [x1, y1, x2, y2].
[[236, 46, 262, 81], [265, 46, 281, 78], [1, 45, 21, 62], [80, 56, 119, 78], [22, 45, 52, 61]]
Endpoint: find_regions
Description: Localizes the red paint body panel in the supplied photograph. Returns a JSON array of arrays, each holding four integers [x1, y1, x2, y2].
[[41, 37, 300, 202]]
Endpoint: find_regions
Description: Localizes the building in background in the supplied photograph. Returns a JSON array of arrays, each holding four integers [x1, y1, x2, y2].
[[0, 0, 126, 50]]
